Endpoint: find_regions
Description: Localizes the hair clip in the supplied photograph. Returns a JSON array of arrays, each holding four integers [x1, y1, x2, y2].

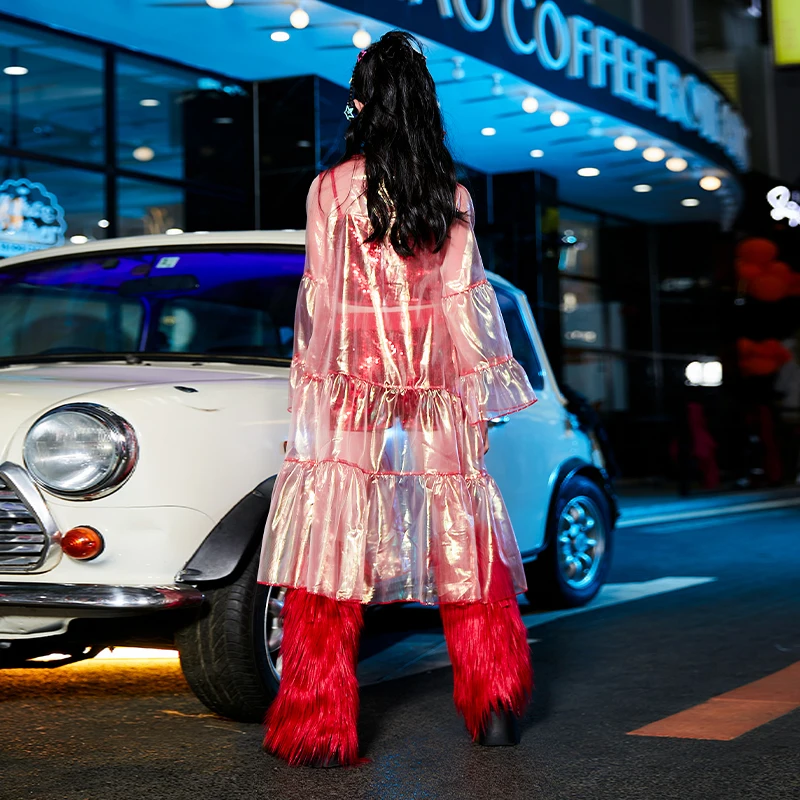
[[357, 49, 367, 62]]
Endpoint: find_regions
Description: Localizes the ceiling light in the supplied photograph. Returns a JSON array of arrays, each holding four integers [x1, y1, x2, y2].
[[271, 31, 290, 42], [530, 149, 544, 158], [699, 175, 722, 192], [550, 110, 570, 127], [633, 184, 653, 193], [577, 167, 600, 177], [666, 156, 688, 172], [166, 228, 184, 235], [522, 95, 539, 114], [213, 117, 234, 124], [97, 219, 110, 228], [69, 235, 89, 245], [132, 146, 155, 162], [4, 66, 28, 76], [681, 198, 700, 207], [451, 57, 465, 81], [206, 0, 234, 8], [139, 98, 160, 107], [614, 135, 637, 151], [643, 146, 666, 162], [352, 28, 372, 49], [290, 7, 310, 29], [481, 127, 496, 136]]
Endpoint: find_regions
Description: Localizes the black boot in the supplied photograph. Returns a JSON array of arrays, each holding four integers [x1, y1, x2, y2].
[[477, 707, 521, 746]]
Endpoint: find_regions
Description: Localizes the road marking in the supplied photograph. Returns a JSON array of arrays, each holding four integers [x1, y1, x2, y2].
[[358, 577, 715, 686], [628, 661, 800, 741]]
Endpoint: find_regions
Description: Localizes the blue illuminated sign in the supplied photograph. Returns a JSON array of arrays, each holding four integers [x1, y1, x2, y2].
[[0, 178, 67, 258], [334, 0, 750, 172], [430, 0, 748, 169]]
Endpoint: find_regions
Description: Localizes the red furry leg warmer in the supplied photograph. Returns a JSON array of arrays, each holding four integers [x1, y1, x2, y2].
[[262, 588, 364, 766], [440, 597, 533, 740]]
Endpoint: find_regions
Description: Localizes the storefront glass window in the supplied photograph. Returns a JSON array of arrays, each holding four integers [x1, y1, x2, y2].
[[0, 163, 105, 255], [559, 212, 599, 278], [0, 22, 104, 163], [117, 178, 184, 237]]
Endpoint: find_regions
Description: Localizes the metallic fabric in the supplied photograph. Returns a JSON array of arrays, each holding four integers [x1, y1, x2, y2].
[[258, 157, 537, 604]]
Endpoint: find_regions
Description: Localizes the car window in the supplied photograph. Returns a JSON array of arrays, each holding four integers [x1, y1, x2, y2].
[[0, 248, 304, 363], [494, 287, 544, 391]]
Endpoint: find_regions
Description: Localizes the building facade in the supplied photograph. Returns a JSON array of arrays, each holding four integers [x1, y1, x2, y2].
[[2, 0, 797, 488]]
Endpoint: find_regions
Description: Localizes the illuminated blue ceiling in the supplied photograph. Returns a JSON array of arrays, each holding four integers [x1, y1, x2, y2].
[[0, 0, 743, 224]]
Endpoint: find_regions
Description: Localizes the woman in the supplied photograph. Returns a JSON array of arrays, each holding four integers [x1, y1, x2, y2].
[[258, 31, 536, 767]]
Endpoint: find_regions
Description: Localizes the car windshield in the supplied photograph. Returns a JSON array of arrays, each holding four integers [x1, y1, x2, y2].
[[0, 246, 305, 365]]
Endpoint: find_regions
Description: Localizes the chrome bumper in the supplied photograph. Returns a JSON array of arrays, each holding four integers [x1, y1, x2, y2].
[[0, 582, 204, 612]]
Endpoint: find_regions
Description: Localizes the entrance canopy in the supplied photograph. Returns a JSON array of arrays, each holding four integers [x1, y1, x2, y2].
[[0, 0, 748, 224]]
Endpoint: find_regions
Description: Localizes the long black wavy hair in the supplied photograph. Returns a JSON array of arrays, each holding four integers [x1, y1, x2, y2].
[[340, 31, 464, 257]]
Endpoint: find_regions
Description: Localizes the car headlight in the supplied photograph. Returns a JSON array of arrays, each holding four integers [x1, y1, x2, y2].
[[24, 404, 138, 499]]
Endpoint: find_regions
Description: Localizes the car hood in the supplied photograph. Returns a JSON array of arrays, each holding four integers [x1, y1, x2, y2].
[[0, 360, 288, 444]]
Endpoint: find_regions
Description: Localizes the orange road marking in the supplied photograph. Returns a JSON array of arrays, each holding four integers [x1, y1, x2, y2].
[[628, 661, 800, 741]]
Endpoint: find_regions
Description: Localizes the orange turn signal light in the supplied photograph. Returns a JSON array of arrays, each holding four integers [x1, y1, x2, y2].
[[61, 526, 105, 561]]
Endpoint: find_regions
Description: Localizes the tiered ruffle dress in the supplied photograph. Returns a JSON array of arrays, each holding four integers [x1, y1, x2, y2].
[[258, 157, 537, 605]]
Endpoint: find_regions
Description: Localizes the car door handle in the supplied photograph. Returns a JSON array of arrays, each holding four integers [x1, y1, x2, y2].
[[488, 415, 511, 427]]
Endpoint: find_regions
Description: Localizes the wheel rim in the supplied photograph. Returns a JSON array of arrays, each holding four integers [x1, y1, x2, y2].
[[557, 496, 606, 590], [263, 585, 287, 681]]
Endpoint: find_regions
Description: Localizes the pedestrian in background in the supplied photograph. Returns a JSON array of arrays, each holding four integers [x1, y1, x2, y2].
[[259, 30, 536, 767]]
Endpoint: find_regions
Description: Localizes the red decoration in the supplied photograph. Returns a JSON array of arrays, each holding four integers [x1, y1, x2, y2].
[[749, 261, 791, 302], [736, 238, 779, 265], [737, 338, 793, 377]]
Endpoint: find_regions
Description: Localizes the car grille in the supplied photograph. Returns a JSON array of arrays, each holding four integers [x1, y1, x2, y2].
[[0, 476, 47, 570]]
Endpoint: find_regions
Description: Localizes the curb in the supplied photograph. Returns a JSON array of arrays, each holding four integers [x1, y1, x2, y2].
[[617, 494, 800, 529]]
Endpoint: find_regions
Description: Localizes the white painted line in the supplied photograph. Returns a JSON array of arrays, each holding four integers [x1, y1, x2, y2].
[[358, 577, 715, 686], [617, 497, 800, 528]]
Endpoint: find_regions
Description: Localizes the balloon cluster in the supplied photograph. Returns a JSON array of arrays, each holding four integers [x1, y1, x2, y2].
[[737, 338, 792, 377], [735, 238, 800, 302]]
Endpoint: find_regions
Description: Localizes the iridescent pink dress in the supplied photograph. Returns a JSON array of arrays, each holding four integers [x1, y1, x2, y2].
[[258, 157, 536, 605]]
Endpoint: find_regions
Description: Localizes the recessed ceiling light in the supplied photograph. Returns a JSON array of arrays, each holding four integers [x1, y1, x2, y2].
[[97, 219, 110, 228], [643, 146, 666, 162], [166, 228, 184, 235], [481, 127, 496, 136], [290, 7, 310, 29], [451, 57, 465, 81], [681, 198, 700, 207], [271, 31, 290, 42], [550, 110, 570, 127], [614, 135, 637, 151], [3, 66, 28, 76], [577, 167, 600, 177], [699, 175, 722, 191], [70, 235, 89, 245], [530, 149, 544, 158], [352, 28, 372, 49], [132, 146, 155, 162], [633, 184, 653, 193], [139, 98, 160, 107], [665, 157, 688, 172], [522, 95, 539, 114], [206, 0, 234, 8]]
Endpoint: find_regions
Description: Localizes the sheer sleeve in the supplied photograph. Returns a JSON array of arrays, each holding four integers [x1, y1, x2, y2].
[[441, 186, 537, 424], [288, 175, 325, 412]]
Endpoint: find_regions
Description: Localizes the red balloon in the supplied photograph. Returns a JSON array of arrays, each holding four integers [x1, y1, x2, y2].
[[736, 238, 778, 265], [735, 260, 761, 281], [749, 274, 788, 302], [738, 338, 792, 376]]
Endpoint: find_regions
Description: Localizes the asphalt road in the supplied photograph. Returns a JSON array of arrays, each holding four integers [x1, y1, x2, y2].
[[1, 508, 799, 800]]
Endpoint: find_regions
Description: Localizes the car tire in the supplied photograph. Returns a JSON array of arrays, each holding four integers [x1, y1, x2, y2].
[[175, 546, 283, 723], [524, 475, 613, 609]]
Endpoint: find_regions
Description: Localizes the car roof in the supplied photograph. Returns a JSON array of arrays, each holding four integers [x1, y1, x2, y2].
[[0, 230, 518, 296]]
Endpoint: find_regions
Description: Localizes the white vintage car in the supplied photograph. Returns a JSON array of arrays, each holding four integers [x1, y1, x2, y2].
[[0, 231, 616, 721]]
